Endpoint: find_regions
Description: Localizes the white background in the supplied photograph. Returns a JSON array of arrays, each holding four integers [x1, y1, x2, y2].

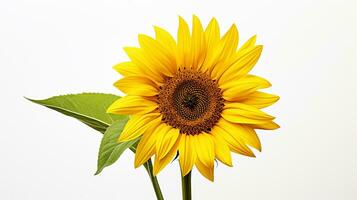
[[1, 0, 356, 199]]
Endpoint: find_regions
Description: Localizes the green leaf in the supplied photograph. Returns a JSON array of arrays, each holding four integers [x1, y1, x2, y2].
[[27, 93, 139, 174], [26, 93, 123, 133], [95, 117, 140, 175]]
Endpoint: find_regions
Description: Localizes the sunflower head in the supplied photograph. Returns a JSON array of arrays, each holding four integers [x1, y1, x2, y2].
[[108, 16, 279, 181]]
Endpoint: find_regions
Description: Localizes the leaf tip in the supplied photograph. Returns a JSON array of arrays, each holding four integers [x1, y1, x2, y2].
[[24, 96, 43, 105], [24, 96, 34, 102], [94, 169, 102, 176]]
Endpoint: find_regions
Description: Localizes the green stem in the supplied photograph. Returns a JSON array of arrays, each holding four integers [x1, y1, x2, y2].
[[144, 159, 164, 200], [181, 171, 192, 200]]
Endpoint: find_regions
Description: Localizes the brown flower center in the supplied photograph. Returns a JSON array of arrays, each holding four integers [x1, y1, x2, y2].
[[158, 69, 224, 135]]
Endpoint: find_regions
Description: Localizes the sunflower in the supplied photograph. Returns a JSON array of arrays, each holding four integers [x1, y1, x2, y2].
[[107, 16, 279, 181]]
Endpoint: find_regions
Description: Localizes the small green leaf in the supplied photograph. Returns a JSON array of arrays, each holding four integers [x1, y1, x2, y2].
[[95, 117, 140, 175], [26, 93, 123, 133]]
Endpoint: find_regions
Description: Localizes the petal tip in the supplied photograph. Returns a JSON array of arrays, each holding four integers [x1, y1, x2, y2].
[[192, 15, 201, 24], [224, 159, 233, 167], [231, 23, 238, 31], [275, 123, 281, 129], [134, 157, 142, 168], [178, 15, 185, 22], [275, 95, 281, 101], [134, 162, 140, 169], [117, 133, 128, 143], [106, 105, 115, 114], [209, 17, 218, 24], [207, 176, 214, 182], [152, 166, 159, 176], [180, 166, 192, 177]]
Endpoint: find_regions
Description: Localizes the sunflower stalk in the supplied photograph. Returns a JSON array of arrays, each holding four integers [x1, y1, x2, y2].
[[143, 159, 164, 200], [181, 171, 192, 200]]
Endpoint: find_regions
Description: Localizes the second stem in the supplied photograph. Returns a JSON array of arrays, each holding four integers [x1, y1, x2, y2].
[[144, 159, 164, 200], [181, 171, 192, 200]]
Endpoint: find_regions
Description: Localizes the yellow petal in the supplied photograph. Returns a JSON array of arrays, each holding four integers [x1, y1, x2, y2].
[[154, 26, 178, 71], [209, 52, 238, 81], [204, 18, 220, 49], [135, 129, 159, 168], [211, 124, 255, 157], [154, 26, 177, 54], [237, 35, 257, 55], [114, 76, 158, 96], [202, 18, 220, 72], [209, 35, 255, 81], [107, 95, 157, 115], [153, 134, 181, 175], [191, 15, 206, 69], [113, 62, 140, 76], [203, 24, 238, 74], [154, 123, 172, 156], [118, 113, 161, 142], [219, 45, 263, 86], [177, 16, 192, 68], [221, 75, 272, 101], [218, 119, 262, 151], [249, 121, 280, 130], [157, 127, 180, 159], [222, 102, 275, 124], [195, 158, 214, 181], [210, 129, 233, 166], [124, 47, 164, 83], [179, 134, 197, 176], [217, 24, 239, 60], [138, 34, 176, 76], [240, 91, 280, 108], [194, 133, 215, 167]]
